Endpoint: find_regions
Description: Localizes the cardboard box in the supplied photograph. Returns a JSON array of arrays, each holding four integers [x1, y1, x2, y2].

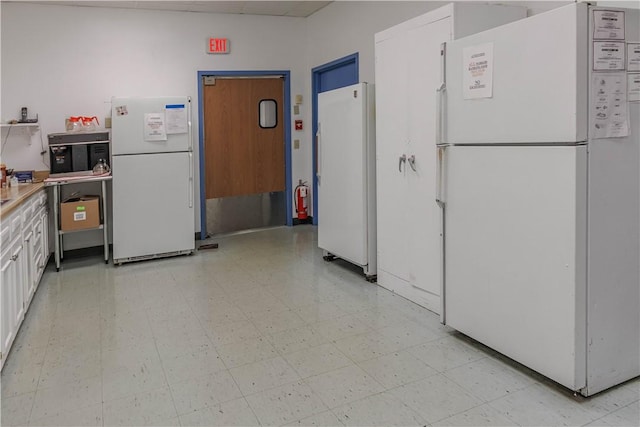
[[60, 196, 100, 231]]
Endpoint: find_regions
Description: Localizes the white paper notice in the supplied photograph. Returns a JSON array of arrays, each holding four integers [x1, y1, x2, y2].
[[593, 10, 625, 40], [165, 104, 188, 135], [627, 43, 640, 72], [144, 113, 167, 141], [594, 41, 626, 71], [628, 73, 640, 102], [592, 73, 629, 138], [463, 43, 493, 100]]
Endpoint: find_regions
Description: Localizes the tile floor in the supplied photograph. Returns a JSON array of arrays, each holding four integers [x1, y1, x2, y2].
[[1, 225, 638, 426]]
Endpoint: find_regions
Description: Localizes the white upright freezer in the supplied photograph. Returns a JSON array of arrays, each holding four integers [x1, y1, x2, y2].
[[111, 97, 195, 264], [438, 3, 639, 396], [317, 83, 376, 280]]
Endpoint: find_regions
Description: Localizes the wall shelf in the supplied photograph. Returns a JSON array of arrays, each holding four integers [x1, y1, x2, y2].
[[0, 123, 40, 135]]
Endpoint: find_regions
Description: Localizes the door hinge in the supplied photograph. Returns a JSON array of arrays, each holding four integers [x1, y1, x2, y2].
[[204, 76, 216, 86]]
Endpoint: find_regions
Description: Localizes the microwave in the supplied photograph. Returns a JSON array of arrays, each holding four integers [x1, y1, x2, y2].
[[48, 131, 110, 176]]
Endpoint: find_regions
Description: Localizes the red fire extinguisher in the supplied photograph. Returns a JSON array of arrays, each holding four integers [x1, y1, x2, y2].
[[295, 180, 309, 220]]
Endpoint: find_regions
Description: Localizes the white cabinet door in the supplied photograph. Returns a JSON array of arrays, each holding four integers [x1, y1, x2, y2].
[[12, 239, 25, 332], [318, 83, 369, 266], [1, 248, 14, 366], [404, 17, 450, 310], [0, 235, 24, 366], [23, 220, 35, 307], [38, 208, 49, 283], [375, 28, 411, 282]]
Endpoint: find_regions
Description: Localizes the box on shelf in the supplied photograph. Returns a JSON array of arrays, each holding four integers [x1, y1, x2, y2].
[[13, 170, 34, 183], [60, 195, 100, 231]]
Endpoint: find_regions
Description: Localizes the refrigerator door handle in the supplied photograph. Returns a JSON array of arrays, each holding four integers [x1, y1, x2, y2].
[[436, 147, 445, 207], [188, 152, 194, 208], [436, 83, 446, 146], [436, 145, 446, 324], [316, 123, 321, 185], [436, 42, 447, 146]]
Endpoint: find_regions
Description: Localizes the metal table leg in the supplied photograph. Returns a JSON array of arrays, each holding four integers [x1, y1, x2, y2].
[[53, 184, 61, 271], [102, 180, 109, 264]]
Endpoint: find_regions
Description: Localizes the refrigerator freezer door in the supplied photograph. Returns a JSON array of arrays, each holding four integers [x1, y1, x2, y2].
[[112, 152, 194, 261], [443, 145, 587, 391], [317, 83, 369, 266], [445, 3, 588, 144], [111, 97, 191, 155]]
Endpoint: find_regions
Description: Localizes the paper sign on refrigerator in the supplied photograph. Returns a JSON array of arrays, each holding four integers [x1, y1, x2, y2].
[[144, 113, 167, 141], [463, 43, 494, 99]]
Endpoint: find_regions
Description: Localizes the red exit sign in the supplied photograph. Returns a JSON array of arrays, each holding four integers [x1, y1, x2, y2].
[[208, 38, 229, 54]]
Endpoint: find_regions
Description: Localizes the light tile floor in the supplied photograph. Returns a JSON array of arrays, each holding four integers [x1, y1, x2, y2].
[[1, 225, 638, 426]]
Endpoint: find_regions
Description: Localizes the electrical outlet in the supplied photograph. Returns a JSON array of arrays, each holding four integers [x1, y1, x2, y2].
[[294, 139, 300, 149]]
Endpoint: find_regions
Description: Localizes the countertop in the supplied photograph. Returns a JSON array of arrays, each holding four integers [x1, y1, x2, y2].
[[0, 182, 45, 220]]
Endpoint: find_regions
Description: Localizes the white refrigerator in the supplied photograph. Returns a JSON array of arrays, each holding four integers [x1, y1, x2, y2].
[[439, 3, 639, 396], [317, 83, 377, 280], [111, 97, 195, 264]]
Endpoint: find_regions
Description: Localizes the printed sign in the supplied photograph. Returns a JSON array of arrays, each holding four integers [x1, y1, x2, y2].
[[165, 104, 188, 135], [594, 41, 626, 71], [463, 43, 493, 100], [627, 43, 640, 72], [591, 73, 629, 138], [628, 73, 640, 102], [593, 10, 625, 40], [144, 113, 167, 141]]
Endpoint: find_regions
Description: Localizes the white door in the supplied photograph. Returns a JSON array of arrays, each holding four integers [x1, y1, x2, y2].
[[317, 83, 368, 266], [405, 17, 450, 306], [111, 97, 191, 155], [445, 3, 587, 144], [112, 152, 194, 261], [444, 145, 587, 391], [375, 29, 411, 281]]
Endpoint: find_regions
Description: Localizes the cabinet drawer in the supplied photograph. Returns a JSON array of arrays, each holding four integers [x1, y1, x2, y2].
[[22, 201, 34, 223], [10, 215, 22, 241], [0, 222, 9, 245], [36, 192, 47, 208]]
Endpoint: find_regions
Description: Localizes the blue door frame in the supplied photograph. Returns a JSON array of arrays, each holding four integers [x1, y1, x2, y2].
[[311, 53, 359, 225], [197, 70, 293, 239]]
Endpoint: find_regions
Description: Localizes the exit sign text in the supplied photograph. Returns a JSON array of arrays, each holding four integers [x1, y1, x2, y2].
[[208, 38, 229, 54]]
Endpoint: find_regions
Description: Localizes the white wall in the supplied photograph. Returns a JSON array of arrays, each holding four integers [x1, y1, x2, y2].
[[1, 2, 307, 245]]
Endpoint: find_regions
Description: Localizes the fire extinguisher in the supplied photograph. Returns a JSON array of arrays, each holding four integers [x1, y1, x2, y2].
[[294, 180, 309, 220]]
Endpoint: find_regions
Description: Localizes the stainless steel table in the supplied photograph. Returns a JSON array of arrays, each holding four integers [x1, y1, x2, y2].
[[44, 174, 111, 271]]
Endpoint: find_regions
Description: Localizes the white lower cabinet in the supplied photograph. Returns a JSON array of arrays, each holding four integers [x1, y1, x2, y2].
[[0, 189, 49, 370]]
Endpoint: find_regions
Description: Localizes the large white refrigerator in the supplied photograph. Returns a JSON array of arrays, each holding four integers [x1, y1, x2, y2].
[[317, 83, 376, 280], [111, 97, 195, 264], [439, 3, 639, 396]]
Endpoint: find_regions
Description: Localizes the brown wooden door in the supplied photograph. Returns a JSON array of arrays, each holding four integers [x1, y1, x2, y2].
[[204, 77, 285, 199]]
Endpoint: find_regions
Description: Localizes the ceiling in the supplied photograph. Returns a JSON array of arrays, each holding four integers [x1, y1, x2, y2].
[[9, 1, 333, 17]]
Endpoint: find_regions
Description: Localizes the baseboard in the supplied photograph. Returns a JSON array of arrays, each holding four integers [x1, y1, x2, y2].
[[293, 217, 313, 225]]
